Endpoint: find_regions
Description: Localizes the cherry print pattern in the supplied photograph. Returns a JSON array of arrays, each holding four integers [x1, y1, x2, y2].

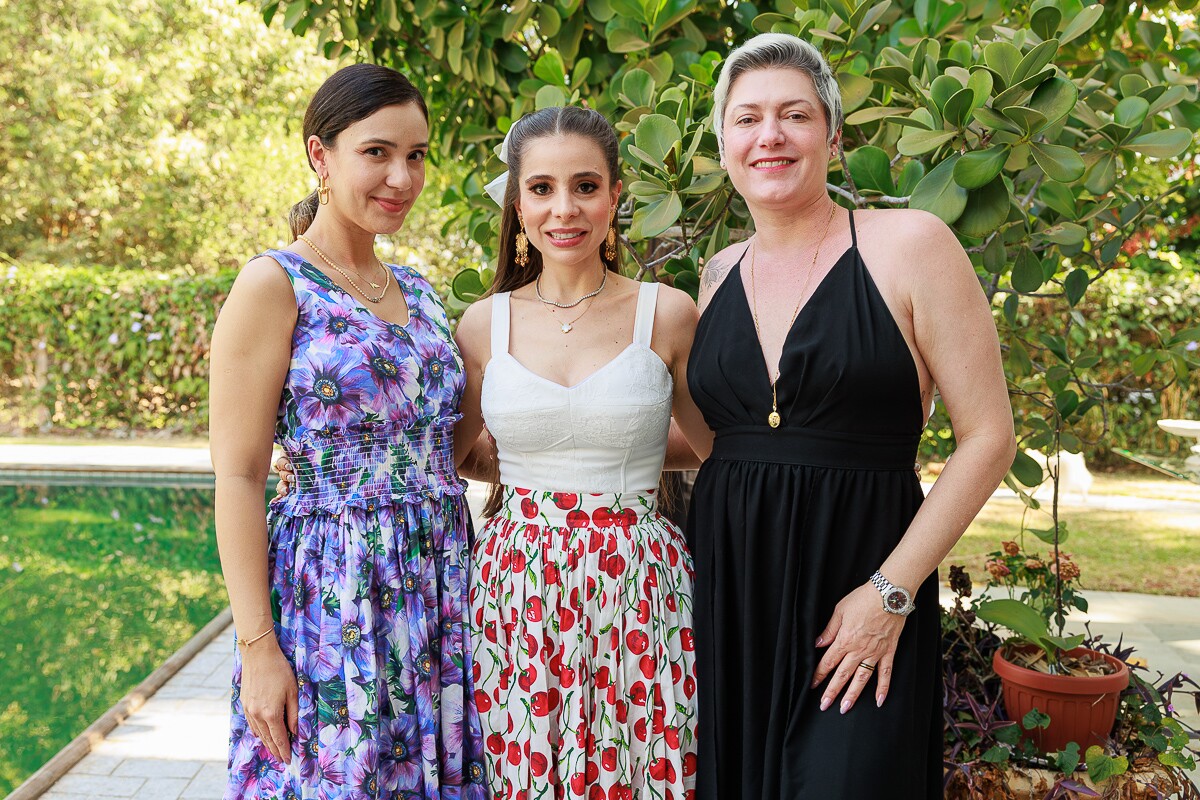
[[471, 487, 697, 800]]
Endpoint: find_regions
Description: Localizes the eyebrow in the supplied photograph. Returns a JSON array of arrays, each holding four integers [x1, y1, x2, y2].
[[731, 99, 816, 112], [360, 138, 429, 149], [524, 171, 604, 183]]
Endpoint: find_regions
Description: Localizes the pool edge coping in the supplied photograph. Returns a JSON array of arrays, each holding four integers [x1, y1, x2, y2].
[[4, 606, 234, 800]]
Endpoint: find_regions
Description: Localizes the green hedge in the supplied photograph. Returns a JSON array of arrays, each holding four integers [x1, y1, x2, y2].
[[0, 263, 235, 434], [3, 260, 1196, 446]]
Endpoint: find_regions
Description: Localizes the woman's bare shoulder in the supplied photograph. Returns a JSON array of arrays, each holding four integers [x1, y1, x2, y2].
[[698, 241, 748, 313]]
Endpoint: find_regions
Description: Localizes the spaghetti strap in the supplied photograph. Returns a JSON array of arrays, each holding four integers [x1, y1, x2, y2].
[[848, 208, 858, 247], [491, 291, 511, 357], [632, 281, 661, 347]]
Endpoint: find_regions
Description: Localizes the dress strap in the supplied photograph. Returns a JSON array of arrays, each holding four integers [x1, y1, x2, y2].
[[632, 281, 661, 347], [848, 208, 858, 247], [491, 291, 511, 356]]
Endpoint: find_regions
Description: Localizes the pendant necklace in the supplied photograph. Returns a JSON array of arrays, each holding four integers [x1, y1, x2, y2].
[[298, 234, 391, 303], [748, 202, 837, 428], [537, 268, 607, 333]]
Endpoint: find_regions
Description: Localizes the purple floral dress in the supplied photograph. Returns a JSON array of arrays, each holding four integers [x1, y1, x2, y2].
[[225, 250, 488, 800]]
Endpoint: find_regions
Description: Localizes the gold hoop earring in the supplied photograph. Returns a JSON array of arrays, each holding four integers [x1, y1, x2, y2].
[[317, 174, 331, 205], [604, 210, 618, 261], [515, 212, 530, 267]]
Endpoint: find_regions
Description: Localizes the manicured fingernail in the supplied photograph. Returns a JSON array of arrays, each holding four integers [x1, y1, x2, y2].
[[840, 699, 850, 715], [819, 697, 831, 711], [876, 694, 884, 708], [815, 636, 824, 646]]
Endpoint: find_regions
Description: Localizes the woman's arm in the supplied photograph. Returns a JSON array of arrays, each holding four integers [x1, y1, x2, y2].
[[813, 211, 1014, 713], [654, 286, 716, 463], [453, 298, 491, 468], [209, 256, 300, 762]]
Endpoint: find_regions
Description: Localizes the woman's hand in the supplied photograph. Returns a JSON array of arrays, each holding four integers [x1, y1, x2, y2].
[[273, 456, 295, 498], [811, 583, 906, 713], [240, 639, 298, 762]]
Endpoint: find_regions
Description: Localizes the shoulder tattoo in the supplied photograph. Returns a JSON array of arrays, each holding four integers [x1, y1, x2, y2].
[[700, 254, 733, 294]]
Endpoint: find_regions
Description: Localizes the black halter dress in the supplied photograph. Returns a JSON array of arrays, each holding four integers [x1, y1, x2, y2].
[[686, 211, 941, 798]]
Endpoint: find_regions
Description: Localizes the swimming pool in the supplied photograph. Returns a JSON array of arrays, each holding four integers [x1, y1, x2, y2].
[[0, 473, 228, 795]]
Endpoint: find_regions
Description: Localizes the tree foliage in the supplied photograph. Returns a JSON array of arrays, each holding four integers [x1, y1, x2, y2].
[[263, 0, 1200, 458]]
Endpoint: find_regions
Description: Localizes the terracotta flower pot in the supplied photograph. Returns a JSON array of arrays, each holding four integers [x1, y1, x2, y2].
[[992, 645, 1130, 753]]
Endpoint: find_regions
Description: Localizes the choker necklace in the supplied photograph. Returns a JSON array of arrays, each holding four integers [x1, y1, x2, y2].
[[535, 268, 607, 309], [748, 202, 837, 428], [298, 234, 391, 303]]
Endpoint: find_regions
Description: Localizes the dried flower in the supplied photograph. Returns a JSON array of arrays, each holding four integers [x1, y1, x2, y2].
[[986, 559, 1011, 580], [1050, 558, 1081, 581], [948, 565, 972, 598], [1002, 541, 1020, 557], [1025, 558, 1043, 570]]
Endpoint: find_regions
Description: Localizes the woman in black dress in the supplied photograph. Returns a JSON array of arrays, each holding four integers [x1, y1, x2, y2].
[[687, 34, 1015, 798]]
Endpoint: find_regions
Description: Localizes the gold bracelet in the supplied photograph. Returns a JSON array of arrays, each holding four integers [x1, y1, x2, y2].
[[236, 626, 275, 649]]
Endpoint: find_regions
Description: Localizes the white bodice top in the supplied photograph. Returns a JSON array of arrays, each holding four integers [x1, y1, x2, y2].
[[481, 281, 673, 493]]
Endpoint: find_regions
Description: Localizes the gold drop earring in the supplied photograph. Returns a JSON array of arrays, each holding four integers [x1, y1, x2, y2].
[[604, 209, 618, 261], [515, 211, 530, 267], [317, 173, 331, 205]]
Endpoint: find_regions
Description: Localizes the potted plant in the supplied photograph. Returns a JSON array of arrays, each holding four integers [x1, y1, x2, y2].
[[943, 562, 1200, 799], [976, 542, 1129, 753]]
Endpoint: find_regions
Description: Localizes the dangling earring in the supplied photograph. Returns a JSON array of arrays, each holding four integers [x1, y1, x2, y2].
[[514, 211, 530, 267], [604, 209, 618, 261], [317, 173, 331, 205]]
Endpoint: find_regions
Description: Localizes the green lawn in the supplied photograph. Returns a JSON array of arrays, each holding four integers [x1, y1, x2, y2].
[[939, 471, 1200, 597], [0, 480, 227, 795]]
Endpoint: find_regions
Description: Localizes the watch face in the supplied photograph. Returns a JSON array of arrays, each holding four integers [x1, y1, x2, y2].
[[885, 590, 909, 612]]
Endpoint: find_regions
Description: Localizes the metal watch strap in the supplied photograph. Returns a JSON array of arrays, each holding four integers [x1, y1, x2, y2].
[[869, 570, 915, 615]]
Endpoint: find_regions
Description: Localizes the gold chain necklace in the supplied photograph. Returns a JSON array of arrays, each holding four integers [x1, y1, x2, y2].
[[749, 202, 837, 428], [298, 234, 391, 303]]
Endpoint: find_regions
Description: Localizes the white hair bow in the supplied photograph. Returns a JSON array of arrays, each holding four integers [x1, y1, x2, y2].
[[483, 126, 515, 206]]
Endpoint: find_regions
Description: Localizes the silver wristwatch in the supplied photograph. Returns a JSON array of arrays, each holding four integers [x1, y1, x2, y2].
[[869, 571, 915, 616]]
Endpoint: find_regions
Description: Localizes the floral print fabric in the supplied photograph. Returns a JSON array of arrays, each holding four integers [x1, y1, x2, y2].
[[226, 250, 487, 800], [471, 487, 698, 800]]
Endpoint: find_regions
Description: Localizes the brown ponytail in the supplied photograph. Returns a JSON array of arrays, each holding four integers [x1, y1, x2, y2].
[[289, 190, 320, 239]]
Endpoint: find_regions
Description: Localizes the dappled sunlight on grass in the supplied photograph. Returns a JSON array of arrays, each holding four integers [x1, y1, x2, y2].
[[941, 496, 1200, 597], [0, 482, 226, 794]]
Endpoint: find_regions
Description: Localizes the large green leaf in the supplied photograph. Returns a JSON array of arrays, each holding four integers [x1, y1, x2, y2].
[[1084, 151, 1118, 194], [953, 145, 1008, 189], [1085, 747, 1130, 782], [634, 114, 681, 165], [1122, 128, 1194, 158], [620, 69, 655, 108], [1059, 2, 1104, 44], [1030, 142, 1086, 182], [976, 598, 1050, 643], [630, 191, 682, 240], [1029, 77, 1079, 126], [909, 156, 968, 223], [1038, 181, 1076, 218], [451, 268, 487, 303], [846, 146, 896, 195], [1011, 246, 1045, 292], [1114, 96, 1150, 129], [955, 176, 1010, 237], [839, 73, 875, 114], [897, 129, 958, 156], [983, 41, 1022, 86], [533, 50, 567, 88]]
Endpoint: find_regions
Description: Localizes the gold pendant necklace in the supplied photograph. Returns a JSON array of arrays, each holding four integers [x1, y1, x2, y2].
[[749, 203, 837, 428], [297, 234, 391, 303]]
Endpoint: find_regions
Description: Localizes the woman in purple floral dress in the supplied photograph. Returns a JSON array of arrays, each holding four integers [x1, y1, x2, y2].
[[210, 65, 487, 799]]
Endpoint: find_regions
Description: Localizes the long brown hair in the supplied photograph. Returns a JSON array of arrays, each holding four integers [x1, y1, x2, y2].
[[288, 64, 429, 239], [482, 106, 624, 517]]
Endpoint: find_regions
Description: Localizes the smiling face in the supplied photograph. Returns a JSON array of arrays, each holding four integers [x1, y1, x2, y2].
[[308, 102, 429, 235], [721, 67, 839, 213], [514, 133, 620, 271]]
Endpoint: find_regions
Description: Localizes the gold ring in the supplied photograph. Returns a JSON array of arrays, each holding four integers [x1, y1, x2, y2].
[[858, 661, 876, 672]]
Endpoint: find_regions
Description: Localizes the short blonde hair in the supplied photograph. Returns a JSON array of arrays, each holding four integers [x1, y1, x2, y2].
[[712, 33, 843, 160]]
